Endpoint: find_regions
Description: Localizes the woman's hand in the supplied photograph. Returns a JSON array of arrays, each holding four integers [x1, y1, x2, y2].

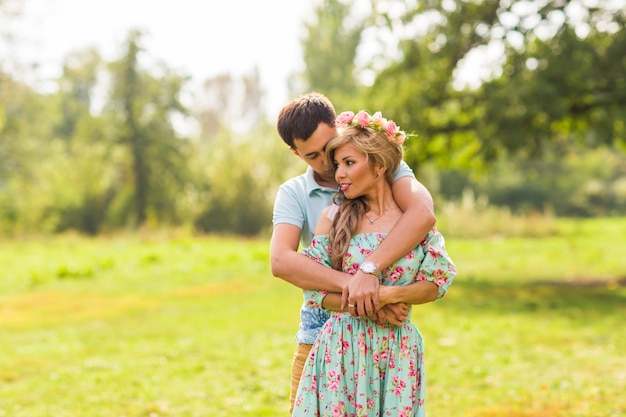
[[378, 285, 409, 326]]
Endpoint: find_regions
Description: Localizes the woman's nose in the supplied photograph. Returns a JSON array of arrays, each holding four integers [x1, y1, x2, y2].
[[335, 166, 344, 180]]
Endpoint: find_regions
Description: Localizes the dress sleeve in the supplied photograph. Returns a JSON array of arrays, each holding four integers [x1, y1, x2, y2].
[[301, 235, 333, 309], [415, 228, 457, 299]]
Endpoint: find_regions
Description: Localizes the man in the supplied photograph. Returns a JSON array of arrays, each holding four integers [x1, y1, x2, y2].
[[270, 92, 438, 413]]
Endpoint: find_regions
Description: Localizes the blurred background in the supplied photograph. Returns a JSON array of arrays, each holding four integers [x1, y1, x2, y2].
[[2, 2, 625, 416], [1, 0, 625, 237]]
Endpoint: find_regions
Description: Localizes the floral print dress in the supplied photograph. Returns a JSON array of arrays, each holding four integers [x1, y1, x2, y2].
[[292, 229, 456, 417]]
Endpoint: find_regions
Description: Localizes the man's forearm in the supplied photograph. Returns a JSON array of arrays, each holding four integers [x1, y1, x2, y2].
[[366, 208, 434, 270], [367, 178, 435, 270], [272, 251, 348, 292]]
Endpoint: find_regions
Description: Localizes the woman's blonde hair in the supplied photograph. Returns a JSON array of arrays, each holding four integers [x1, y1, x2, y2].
[[325, 126, 404, 269]]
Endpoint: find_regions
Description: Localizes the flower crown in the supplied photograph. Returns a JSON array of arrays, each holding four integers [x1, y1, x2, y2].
[[335, 110, 407, 145]]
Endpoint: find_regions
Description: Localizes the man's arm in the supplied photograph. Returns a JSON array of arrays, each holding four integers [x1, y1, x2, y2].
[[324, 280, 438, 324], [342, 177, 436, 317], [270, 223, 348, 291]]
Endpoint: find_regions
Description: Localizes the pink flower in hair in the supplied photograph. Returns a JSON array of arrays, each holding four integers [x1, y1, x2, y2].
[[336, 111, 354, 127], [356, 110, 371, 127], [385, 120, 398, 138], [371, 111, 386, 128], [335, 109, 413, 145]]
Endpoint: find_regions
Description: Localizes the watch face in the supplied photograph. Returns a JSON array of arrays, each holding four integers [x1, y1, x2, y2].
[[361, 261, 377, 273]]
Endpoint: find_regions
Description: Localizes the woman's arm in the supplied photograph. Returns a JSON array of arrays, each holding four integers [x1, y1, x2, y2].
[[324, 281, 438, 310], [314, 280, 438, 326], [378, 281, 439, 306]]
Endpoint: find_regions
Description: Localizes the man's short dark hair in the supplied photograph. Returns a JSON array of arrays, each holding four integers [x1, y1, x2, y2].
[[276, 92, 336, 148]]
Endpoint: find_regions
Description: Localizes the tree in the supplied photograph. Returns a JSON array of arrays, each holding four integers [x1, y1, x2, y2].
[[363, 0, 626, 164], [480, 16, 626, 156], [191, 70, 291, 236], [107, 30, 190, 226], [293, 0, 368, 111]]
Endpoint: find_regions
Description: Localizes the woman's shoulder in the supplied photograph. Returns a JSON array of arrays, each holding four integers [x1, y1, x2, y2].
[[314, 204, 338, 235]]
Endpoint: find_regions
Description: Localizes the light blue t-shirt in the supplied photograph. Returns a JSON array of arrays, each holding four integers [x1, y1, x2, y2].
[[272, 162, 415, 344]]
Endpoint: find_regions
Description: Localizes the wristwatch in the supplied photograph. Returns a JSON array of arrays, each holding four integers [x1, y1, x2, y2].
[[359, 261, 381, 277]]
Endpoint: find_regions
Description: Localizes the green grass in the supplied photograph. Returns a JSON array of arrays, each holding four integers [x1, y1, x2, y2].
[[1, 219, 625, 416]]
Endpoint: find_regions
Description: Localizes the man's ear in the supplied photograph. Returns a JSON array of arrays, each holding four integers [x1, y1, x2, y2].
[[290, 147, 301, 158]]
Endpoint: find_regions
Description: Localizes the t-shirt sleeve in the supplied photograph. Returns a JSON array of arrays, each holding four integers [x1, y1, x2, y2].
[[272, 182, 305, 228], [393, 160, 416, 181], [414, 229, 457, 299]]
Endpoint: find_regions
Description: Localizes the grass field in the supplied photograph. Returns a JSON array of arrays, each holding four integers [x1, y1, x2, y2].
[[1, 218, 625, 416]]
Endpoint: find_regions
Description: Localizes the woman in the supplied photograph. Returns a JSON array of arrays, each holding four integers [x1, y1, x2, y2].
[[292, 110, 456, 416]]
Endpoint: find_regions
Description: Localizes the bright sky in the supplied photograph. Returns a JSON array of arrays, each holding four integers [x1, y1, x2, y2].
[[4, 0, 315, 118]]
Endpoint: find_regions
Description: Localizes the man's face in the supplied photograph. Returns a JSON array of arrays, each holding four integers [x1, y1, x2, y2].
[[291, 123, 337, 184]]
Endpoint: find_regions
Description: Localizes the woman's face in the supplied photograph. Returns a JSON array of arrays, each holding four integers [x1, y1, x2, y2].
[[333, 142, 378, 199]]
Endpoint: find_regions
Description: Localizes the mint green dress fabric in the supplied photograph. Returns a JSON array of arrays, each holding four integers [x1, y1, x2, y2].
[[292, 230, 456, 417]]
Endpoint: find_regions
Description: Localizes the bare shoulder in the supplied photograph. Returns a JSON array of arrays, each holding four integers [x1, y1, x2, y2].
[[314, 206, 334, 235]]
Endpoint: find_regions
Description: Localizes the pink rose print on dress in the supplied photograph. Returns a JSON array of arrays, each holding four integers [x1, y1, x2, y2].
[[331, 400, 345, 417], [379, 349, 388, 364], [346, 263, 359, 275], [294, 229, 456, 417], [388, 265, 405, 282], [392, 375, 406, 396], [427, 246, 442, 258], [328, 379, 340, 391]]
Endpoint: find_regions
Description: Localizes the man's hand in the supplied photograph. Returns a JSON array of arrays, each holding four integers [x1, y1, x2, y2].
[[382, 303, 410, 326], [342, 271, 380, 318]]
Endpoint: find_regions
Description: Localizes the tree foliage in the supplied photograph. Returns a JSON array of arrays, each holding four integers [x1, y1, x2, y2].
[[107, 30, 190, 227], [0, 30, 195, 234], [357, 0, 626, 166], [295, 0, 369, 111], [292, 0, 626, 217], [0, 24, 289, 235], [2, 1, 626, 236]]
